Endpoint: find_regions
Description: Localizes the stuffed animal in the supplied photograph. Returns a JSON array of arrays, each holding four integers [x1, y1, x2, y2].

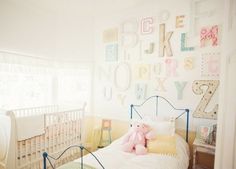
[[122, 121, 156, 155]]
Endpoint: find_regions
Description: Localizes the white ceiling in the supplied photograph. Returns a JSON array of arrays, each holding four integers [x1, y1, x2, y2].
[[0, 0, 152, 61], [8, 0, 149, 17]]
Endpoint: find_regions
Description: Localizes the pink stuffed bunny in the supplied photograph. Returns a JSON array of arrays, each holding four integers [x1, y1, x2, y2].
[[122, 122, 156, 155]]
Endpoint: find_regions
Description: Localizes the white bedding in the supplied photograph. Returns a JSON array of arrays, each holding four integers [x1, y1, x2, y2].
[[75, 134, 190, 169]]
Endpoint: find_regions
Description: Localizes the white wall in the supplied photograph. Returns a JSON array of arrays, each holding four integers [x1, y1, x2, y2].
[[0, 0, 94, 62], [215, 0, 236, 168], [92, 0, 223, 130], [0, 0, 225, 131]]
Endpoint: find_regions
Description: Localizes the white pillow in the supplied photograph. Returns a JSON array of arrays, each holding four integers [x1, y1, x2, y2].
[[152, 121, 175, 136], [142, 116, 175, 136]]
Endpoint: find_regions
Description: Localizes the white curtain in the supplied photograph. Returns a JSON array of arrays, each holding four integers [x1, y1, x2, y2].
[[0, 51, 91, 111]]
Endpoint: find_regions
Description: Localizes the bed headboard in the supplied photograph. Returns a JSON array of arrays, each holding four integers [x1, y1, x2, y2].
[[130, 95, 189, 142]]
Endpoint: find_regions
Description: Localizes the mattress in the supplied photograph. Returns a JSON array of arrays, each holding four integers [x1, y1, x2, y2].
[[74, 134, 190, 169]]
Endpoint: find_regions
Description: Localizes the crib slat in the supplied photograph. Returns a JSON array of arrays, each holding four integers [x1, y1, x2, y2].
[[8, 105, 85, 169]]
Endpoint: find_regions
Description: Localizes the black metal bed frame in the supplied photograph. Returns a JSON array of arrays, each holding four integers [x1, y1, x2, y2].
[[42, 95, 189, 169], [130, 95, 190, 142], [43, 144, 105, 169]]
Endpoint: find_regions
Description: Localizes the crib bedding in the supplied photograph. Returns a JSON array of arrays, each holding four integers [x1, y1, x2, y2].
[[74, 134, 190, 169]]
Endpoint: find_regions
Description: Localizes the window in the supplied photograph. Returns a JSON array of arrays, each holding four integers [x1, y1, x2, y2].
[[57, 68, 91, 111], [0, 64, 52, 109], [0, 56, 91, 112]]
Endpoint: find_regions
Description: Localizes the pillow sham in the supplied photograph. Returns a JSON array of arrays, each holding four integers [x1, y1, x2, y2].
[[153, 120, 175, 135], [142, 116, 175, 136], [147, 135, 177, 155]]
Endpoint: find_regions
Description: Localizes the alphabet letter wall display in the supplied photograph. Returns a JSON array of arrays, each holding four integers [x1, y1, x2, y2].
[[140, 40, 155, 56], [200, 25, 219, 47], [184, 57, 194, 70], [192, 80, 219, 119], [144, 43, 155, 54], [117, 94, 126, 106], [158, 10, 170, 22], [181, 33, 195, 51], [135, 64, 150, 80], [201, 53, 220, 77], [103, 28, 118, 43], [98, 66, 112, 81], [176, 15, 185, 28], [159, 24, 173, 57], [121, 19, 139, 49], [174, 81, 187, 100], [114, 62, 131, 91], [153, 63, 163, 77], [140, 17, 154, 34], [103, 86, 112, 101], [123, 47, 141, 61], [165, 59, 178, 77], [105, 44, 118, 62], [190, 0, 220, 35], [135, 83, 147, 100], [155, 78, 167, 92], [123, 50, 131, 61]]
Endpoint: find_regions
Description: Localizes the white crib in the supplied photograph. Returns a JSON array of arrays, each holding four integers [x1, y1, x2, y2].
[[0, 104, 86, 169]]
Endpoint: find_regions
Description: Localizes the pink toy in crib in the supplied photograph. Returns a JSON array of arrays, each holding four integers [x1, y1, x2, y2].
[[122, 121, 156, 155]]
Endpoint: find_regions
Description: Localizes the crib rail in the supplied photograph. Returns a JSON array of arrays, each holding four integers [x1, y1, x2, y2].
[[11, 105, 59, 117], [5, 105, 86, 169]]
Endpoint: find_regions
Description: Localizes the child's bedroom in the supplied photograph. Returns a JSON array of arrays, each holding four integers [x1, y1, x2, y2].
[[0, 0, 235, 169]]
